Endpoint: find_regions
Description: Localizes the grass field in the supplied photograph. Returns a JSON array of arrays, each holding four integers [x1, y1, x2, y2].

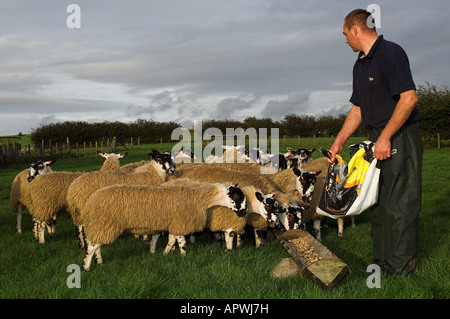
[[0, 137, 448, 303]]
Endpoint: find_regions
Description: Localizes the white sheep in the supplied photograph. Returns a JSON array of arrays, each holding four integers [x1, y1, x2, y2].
[[80, 182, 247, 271], [174, 162, 321, 205], [67, 150, 175, 247], [24, 152, 128, 244], [9, 160, 56, 234], [204, 145, 250, 163], [163, 179, 280, 252]]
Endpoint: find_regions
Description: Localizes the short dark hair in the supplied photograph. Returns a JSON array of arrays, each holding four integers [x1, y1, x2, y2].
[[344, 9, 376, 32]]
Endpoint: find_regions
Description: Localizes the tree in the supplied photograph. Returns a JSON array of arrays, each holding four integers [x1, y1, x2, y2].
[[416, 83, 450, 140]]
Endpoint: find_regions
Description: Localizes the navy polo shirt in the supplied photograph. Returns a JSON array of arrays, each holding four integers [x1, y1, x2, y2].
[[350, 35, 420, 129]]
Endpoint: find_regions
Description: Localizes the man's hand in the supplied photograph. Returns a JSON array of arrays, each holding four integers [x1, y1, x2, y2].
[[328, 142, 343, 164], [374, 136, 391, 160]]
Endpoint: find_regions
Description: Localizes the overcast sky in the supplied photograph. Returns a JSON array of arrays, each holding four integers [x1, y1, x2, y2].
[[1, 0, 449, 135]]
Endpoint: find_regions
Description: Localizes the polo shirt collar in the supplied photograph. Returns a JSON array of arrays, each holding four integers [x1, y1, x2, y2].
[[358, 34, 383, 59]]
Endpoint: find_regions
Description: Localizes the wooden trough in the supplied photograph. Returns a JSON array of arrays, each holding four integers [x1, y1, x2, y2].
[[271, 229, 350, 289]]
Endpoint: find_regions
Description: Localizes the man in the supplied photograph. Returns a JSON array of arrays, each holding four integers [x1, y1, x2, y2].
[[329, 9, 423, 275]]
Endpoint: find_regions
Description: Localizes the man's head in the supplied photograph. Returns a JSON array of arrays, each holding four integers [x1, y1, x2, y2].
[[343, 9, 377, 52]]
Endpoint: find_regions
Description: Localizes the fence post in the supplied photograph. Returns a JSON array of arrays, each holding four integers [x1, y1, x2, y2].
[[41, 139, 44, 157], [131, 137, 133, 148], [438, 133, 440, 149], [89, 142, 92, 156], [67, 137, 71, 156], [83, 142, 86, 157], [298, 135, 300, 147]]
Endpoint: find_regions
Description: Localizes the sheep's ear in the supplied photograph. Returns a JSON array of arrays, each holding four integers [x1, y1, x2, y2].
[[255, 192, 264, 202], [97, 151, 107, 158], [315, 170, 321, 176], [119, 152, 128, 158], [152, 150, 162, 156], [44, 160, 56, 166], [309, 148, 315, 153], [293, 167, 301, 176]]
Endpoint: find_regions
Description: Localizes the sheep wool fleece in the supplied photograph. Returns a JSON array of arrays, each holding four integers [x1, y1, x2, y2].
[[369, 122, 423, 275]]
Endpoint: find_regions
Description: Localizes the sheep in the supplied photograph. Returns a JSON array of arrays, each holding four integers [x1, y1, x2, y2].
[[9, 160, 56, 234], [170, 163, 280, 195], [245, 191, 307, 248], [192, 161, 320, 202], [24, 151, 128, 244], [27, 171, 85, 243], [67, 150, 175, 247], [80, 182, 247, 271], [301, 155, 357, 239], [284, 148, 315, 169], [204, 145, 250, 164], [163, 179, 281, 251], [97, 151, 129, 171]]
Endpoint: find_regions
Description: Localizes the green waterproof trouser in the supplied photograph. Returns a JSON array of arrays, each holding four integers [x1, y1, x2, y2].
[[369, 122, 423, 275]]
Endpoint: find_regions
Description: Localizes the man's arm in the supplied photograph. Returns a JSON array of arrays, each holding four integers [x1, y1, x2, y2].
[[329, 104, 362, 163], [373, 89, 418, 160]]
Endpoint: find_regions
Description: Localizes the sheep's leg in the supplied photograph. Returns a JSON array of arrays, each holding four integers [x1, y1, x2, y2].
[[46, 216, 57, 235], [32, 217, 38, 240], [236, 233, 243, 248], [82, 242, 101, 271], [337, 218, 344, 237], [163, 234, 177, 255], [94, 247, 103, 265], [16, 204, 23, 234], [224, 229, 236, 251], [254, 228, 265, 248], [75, 224, 86, 248], [34, 220, 47, 244], [313, 219, 322, 242], [351, 216, 356, 227], [189, 234, 196, 244], [149, 233, 161, 254], [176, 236, 187, 256]]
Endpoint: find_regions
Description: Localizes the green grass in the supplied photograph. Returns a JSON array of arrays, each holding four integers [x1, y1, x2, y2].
[[0, 137, 449, 300]]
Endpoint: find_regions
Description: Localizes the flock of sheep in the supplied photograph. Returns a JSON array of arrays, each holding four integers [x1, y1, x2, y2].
[[9, 145, 346, 271]]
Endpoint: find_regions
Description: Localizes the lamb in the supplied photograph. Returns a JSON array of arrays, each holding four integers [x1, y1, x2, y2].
[[67, 150, 175, 247], [284, 148, 315, 169], [23, 152, 128, 244], [10, 160, 56, 234], [301, 156, 356, 239], [246, 191, 306, 247], [80, 182, 247, 271]]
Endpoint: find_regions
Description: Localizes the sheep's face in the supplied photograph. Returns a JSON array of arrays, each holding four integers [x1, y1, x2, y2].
[[149, 150, 176, 175], [255, 192, 281, 228], [293, 168, 321, 203], [284, 205, 305, 230], [288, 148, 315, 163], [27, 160, 56, 182], [226, 185, 247, 217], [98, 151, 128, 161]]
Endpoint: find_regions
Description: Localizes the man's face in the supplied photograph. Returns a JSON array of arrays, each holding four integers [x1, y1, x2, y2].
[[343, 24, 360, 52]]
